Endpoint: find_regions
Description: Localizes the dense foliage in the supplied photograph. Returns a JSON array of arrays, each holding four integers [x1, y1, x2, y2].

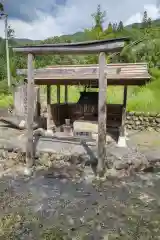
[[0, 4, 160, 111]]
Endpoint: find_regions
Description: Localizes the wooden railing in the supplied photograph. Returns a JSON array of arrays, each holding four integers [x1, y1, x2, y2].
[[50, 103, 123, 128]]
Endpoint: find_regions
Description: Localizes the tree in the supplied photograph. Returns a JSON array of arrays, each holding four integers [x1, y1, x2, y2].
[[91, 4, 106, 31], [117, 21, 124, 31], [0, 2, 4, 12], [141, 11, 152, 29], [8, 25, 15, 39], [147, 17, 152, 28], [112, 23, 117, 32], [84, 5, 106, 41], [142, 11, 148, 28], [107, 22, 113, 33], [141, 11, 153, 36]]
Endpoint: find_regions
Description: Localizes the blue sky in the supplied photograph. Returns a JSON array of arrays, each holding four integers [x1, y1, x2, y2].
[[0, 0, 159, 39]]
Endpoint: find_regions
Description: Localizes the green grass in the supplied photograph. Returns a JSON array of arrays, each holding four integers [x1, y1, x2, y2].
[[0, 94, 13, 107]]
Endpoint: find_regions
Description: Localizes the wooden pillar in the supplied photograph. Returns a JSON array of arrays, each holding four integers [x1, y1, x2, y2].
[[26, 53, 35, 168], [64, 85, 68, 103], [118, 85, 127, 147], [123, 85, 127, 108], [97, 52, 107, 177], [121, 85, 127, 137], [36, 87, 41, 117], [47, 85, 52, 130], [57, 85, 60, 104]]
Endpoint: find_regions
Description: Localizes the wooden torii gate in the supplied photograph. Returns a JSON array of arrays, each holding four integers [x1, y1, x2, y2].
[[13, 37, 130, 176]]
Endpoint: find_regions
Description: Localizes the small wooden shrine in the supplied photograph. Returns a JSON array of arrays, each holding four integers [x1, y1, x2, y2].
[[13, 38, 150, 176]]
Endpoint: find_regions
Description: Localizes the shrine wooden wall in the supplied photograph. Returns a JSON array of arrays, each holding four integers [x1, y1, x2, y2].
[[50, 103, 123, 128]]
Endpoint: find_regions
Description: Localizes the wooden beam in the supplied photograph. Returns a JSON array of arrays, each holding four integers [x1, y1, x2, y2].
[[16, 63, 150, 77], [57, 85, 60, 104], [47, 85, 52, 130], [17, 63, 150, 81], [34, 78, 148, 86], [97, 52, 107, 177], [26, 53, 35, 168], [13, 37, 129, 55], [64, 85, 68, 103]]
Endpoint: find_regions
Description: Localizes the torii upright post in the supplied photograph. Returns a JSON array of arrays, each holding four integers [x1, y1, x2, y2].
[[25, 53, 35, 171], [97, 52, 107, 177]]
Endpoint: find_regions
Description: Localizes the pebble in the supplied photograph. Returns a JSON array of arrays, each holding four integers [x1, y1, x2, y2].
[[67, 216, 74, 225], [80, 216, 85, 224], [23, 167, 33, 176]]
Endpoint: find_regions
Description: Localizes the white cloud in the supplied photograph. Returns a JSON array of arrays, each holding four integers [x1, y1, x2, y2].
[[0, 0, 159, 40], [0, 11, 63, 40], [125, 4, 159, 25]]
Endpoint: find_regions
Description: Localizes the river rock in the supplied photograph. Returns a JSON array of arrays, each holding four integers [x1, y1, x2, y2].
[[133, 116, 139, 121], [155, 118, 160, 124], [135, 112, 142, 117], [139, 116, 143, 121], [144, 117, 149, 122], [126, 116, 131, 120], [128, 112, 135, 116], [150, 113, 157, 117], [135, 121, 141, 126], [113, 161, 129, 170], [105, 168, 120, 178]]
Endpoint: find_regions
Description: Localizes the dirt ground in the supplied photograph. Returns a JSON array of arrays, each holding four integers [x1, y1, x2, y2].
[[0, 124, 160, 239], [128, 130, 160, 151]]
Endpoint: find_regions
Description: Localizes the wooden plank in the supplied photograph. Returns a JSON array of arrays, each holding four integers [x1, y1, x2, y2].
[[47, 85, 52, 130], [57, 85, 60, 104], [26, 53, 35, 168], [34, 78, 148, 86], [123, 85, 127, 108], [97, 52, 107, 177], [34, 79, 144, 86], [17, 62, 150, 86], [17, 63, 149, 77], [13, 37, 129, 55], [64, 85, 68, 103], [120, 85, 128, 137], [33, 74, 150, 80], [36, 86, 41, 117], [17, 63, 150, 86]]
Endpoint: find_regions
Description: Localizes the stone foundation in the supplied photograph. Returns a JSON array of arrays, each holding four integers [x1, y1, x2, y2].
[[126, 112, 160, 131], [0, 145, 160, 179]]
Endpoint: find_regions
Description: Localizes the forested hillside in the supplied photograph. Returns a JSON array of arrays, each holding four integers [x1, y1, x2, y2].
[[0, 4, 160, 111]]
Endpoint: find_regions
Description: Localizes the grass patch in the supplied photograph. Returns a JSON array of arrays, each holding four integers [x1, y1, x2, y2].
[[0, 213, 70, 240], [0, 94, 13, 107]]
